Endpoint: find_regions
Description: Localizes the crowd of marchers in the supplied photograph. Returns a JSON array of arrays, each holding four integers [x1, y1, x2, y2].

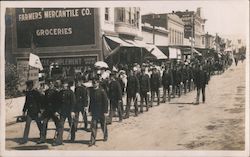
[[19, 56, 243, 147]]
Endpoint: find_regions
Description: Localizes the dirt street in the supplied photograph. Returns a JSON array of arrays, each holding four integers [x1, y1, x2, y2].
[[5, 62, 245, 150]]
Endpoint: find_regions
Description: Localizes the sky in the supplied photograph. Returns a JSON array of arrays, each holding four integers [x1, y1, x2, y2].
[[141, 1, 249, 43]]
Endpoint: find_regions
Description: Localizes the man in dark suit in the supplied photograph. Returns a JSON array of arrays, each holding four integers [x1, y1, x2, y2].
[[194, 64, 208, 105], [162, 65, 173, 103], [150, 67, 160, 106], [124, 70, 140, 118], [176, 65, 183, 97], [74, 80, 88, 130], [20, 80, 43, 144], [108, 72, 123, 123], [139, 67, 150, 112], [88, 78, 109, 146], [37, 80, 61, 144], [53, 81, 76, 146]]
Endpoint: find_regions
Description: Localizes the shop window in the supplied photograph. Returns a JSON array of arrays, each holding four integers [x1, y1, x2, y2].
[[105, 8, 110, 21]]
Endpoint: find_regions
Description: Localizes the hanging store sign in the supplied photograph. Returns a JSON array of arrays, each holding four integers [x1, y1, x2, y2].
[[15, 8, 95, 48], [40, 56, 97, 66]]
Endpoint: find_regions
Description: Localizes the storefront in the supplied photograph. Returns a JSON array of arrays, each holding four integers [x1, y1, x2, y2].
[[103, 35, 167, 66], [10, 8, 102, 90]]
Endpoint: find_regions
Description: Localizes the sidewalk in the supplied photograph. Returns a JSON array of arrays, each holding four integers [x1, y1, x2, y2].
[[5, 96, 25, 125]]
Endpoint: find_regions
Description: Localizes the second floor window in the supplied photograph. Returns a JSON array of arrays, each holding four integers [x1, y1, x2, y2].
[[105, 8, 109, 21]]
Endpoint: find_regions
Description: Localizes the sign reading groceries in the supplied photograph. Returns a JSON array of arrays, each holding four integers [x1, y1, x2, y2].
[[15, 8, 95, 48]]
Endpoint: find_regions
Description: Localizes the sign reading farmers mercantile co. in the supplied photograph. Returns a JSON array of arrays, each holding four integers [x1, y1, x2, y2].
[[15, 8, 95, 48]]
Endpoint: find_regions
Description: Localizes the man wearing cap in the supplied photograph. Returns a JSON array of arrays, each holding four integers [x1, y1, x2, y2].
[[194, 64, 208, 104], [150, 67, 161, 106], [139, 67, 150, 112], [74, 80, 89, 131], [162, 65, 173, 103], [20, 80, 43, 144], [37, 80, 61, 144], [88, 78, 109, 146], [124, 69, 140, 118], [108, 72, 123, 123], [53, 81, 76, 146]]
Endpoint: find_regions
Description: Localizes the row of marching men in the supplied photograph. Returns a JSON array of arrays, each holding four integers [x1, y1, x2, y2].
[[19, 61, 210, 147]]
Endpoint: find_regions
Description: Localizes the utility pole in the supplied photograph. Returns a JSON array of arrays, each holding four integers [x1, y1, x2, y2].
[[191, 14, 194, 59]]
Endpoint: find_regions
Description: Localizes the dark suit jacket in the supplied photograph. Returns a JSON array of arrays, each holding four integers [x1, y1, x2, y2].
[[59, 89, 76, 116], [89, 87, 109, 117], [74, 86, 88, 111], [162, 69, 173, 87], [126, 75, 140, 97], [43, 88, 61, 116], [150, 72, 160, 91], [139, 74, 150, 93], [194, 69, 208, 88], [108, 79, 122, 101], [22, 89, 42, 119]]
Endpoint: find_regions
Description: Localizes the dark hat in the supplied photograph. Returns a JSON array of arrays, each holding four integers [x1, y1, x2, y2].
[[26, 80, 33, 86]]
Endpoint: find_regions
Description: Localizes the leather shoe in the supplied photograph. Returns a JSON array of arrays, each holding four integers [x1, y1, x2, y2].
[[52, 142, 63, 146]]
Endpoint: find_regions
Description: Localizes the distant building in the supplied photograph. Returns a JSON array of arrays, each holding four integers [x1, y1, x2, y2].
[[141, 13, 184, 46], [204, 32, 215, 49], [175, 7, 206, 48], [141, 22, 168, 46]]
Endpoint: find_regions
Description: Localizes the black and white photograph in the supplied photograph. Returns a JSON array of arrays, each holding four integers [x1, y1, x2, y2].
[[0, 1, 249, 157]]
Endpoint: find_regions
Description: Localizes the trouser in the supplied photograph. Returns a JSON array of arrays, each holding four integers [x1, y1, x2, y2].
[[109, 100, 123, 122], [151, 89, 160, 106], [175, 84, 181, 97], [75, 109, 88, 130], [40, 113, 60, 141], [196, 86, 206, 103], [183, 81, 187, 94], [140, 92, 149, 112], [125, 95, 138, 117], [55, 114, 76, 143], [163, 86, 171, 102], [90, 115, 108, 145], [187, 80, 192, 92], [23, 115, 42, 142]]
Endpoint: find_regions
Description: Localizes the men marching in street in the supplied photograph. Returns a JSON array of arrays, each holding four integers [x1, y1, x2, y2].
[[194, 64, 209, 105], [139, 67, 150, 112], [108, 72, 123, 124], [88, 78, 109, 146], [124, 69, 140, 118], [20, 80, 43, 144], [53, 81, 76, 146], [37, 80, 61, 144], [162, 64, 173, 103], [150, 67, 161, 106], [74, 79, 89, 131]]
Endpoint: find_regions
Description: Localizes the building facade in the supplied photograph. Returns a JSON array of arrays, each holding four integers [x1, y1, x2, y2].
[[5, 7, 142, 90], [204, 32, 215, 49], [175, 7, 206, 48], [167, 13, 184, 46], [141, 22, 168, 46]]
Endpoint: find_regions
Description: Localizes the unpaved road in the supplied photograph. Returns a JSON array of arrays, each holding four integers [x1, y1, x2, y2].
[[5, 62, 245, 150]]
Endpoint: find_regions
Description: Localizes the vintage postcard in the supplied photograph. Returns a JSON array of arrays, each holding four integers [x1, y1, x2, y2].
[[0, 1, 249, 157]]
